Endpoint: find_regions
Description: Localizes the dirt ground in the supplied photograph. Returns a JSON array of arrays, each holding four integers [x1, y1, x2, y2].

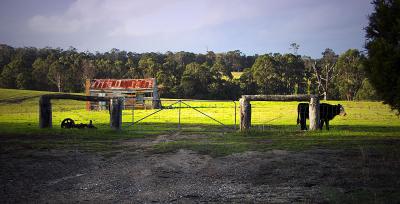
[[1, 134, 399, 203]]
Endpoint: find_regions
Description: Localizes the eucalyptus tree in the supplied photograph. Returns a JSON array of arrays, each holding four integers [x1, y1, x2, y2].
[[212, 53, 232, 79], [226, 50, 243, 72], [181, 62, 213, 98], [311, 48, 339, 100], [32, 58, 50, 90], [335, 49, 365, 100], [274, 53, 306, 94], [48, 60, 65, 92], [251, 54, 281, 94], [0, 44, 14, 73]]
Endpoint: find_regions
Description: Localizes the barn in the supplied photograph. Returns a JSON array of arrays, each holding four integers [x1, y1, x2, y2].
[[85, 78, 161, 110]]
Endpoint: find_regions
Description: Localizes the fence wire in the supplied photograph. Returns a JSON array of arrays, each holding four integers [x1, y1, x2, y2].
[[52, 99, 111, 130], [3, 98, 398, 134], [250, 101, 299, 131], [126, 99, 237, 133]]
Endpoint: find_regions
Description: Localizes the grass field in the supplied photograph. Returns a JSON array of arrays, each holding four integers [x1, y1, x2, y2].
[[1, 88, 400, 202], [1, 87, 397, 152], [1, 87, 400, 154]]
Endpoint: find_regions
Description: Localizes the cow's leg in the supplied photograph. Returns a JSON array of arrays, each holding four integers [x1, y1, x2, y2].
[[301, 116, 306, 130], [300, 110, 307, 130], [319, 119, 324, 130], [326, 120, 329, 130]]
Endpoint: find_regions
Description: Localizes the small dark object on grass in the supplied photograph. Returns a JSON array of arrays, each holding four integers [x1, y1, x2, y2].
[[61, 118, 96, 129], [75, 123, 87, 129], [61, 118, 75, 129], [87, 120, 97, 129]]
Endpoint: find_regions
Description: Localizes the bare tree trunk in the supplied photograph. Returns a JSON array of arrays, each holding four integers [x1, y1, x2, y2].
[[312, 61, 337, 101], [325, 69, 329, 100], [57, 75, 61, 92]]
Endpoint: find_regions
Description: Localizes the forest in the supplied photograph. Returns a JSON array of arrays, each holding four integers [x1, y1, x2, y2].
[[0, 44, 377, 100]]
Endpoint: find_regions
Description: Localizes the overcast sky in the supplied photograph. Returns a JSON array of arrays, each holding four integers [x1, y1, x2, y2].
[[0, 0, 373, 58]]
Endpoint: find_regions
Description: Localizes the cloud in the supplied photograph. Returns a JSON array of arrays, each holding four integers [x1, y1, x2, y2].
[[27, 0, 267, 37], [19, 0, 373, 56]]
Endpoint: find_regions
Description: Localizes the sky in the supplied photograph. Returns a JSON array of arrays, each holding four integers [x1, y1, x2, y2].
[[0, 0, 374, 58]]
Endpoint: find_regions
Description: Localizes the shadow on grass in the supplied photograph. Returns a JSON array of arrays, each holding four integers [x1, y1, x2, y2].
[[1, 121, 400, 137], [145, 123, 400, 157], [1, 121, 400, 157]]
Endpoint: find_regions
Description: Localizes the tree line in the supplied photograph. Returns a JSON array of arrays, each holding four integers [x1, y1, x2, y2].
[[0, 44, 377, 101]]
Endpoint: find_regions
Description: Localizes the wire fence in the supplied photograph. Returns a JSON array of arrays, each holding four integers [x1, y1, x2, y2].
[[52, 99, 112, 130], [126, 99, 237, 133], [1, 97, 398, 134], [250, 101, 299, 131]]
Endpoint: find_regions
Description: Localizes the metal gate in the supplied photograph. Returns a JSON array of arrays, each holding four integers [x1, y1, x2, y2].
[[125, 99, 237, 133]]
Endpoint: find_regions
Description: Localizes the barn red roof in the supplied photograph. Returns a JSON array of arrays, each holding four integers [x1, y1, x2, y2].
[[90, 78, 154, 90]]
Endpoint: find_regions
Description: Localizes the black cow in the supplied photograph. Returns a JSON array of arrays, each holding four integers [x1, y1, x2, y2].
[[297, 103, 346, 130]]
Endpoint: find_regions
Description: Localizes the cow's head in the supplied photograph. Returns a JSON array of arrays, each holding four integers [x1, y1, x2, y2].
[[338, 104, 347, 116]]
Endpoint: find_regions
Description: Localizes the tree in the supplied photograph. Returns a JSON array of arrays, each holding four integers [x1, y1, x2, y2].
[[81, 59, 96, 87], [138, 55, 161, 78], [225, 50, 243, 72], [158, 52, 179, 97], [274, 53, 306, 94], [181, 62, 212, 98], [174, 51, 196, 80], [0, 59, 22, 88], [365, 0, 400, 113], [355, 79, 379, 100], [48, 61, 65, 92], [0, 47, 37, 89], [302, 56, 319, 95], [16, 72, 31, 89], [212, 54, 232, 79], [32, 58, 50, 90], [251, 55, 282, 94], [290, 43, 300, 55], [239, 68, 257, 95], [0, 44, 14, 73], [335, 49, 365, 100], [58, 49, 84, 92], [311, 48, 338, 100]]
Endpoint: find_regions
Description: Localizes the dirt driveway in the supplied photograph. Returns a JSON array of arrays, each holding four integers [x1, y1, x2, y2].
[[1, 134, 399, 203]]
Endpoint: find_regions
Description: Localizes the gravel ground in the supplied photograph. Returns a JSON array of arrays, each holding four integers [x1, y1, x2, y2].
[[1, 135, 399, 203]]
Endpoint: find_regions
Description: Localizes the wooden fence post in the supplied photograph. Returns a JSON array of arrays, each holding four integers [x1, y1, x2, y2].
[[152, 78, 162, 109], [239, 98, 251, 131], [309, 96, 320, 130], [39, 96, 52, 128], [110, 97, 123, 130]]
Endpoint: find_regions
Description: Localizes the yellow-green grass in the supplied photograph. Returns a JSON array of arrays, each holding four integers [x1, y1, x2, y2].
[[1, 88, 400, 155], [231, 71, 243, 79], [1, 88, 399, 133], [222, 72, 242, 80], [0, 88, 54, 99], [1, 89, 399, 204]]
